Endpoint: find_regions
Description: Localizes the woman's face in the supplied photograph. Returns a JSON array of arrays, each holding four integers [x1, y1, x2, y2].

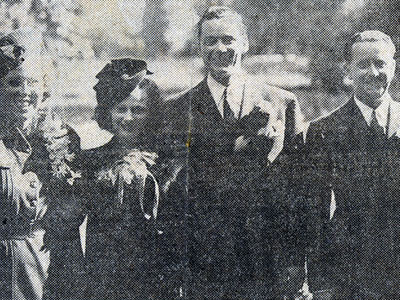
[[110, 87, 149, 143]]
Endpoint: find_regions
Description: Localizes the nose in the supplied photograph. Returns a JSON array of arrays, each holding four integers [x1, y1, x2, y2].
[[123, 109, 133, 121], [215, 39, 227, 52], [367, 63, 380, 76]]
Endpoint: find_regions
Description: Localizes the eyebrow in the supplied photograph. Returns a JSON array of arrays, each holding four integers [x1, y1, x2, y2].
[[8, 75, 38, 82], [26, 78, 39, 84]]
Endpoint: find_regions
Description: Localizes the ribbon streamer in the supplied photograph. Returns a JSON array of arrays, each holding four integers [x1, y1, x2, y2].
[[113, 150, 160, 221]]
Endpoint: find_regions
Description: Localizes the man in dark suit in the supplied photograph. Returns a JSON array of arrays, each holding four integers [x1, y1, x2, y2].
[[306, 31, 399, 299], [161, 6, 306, 299]]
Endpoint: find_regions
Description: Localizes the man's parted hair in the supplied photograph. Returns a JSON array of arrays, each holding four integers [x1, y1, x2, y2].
[[344, 30, 396, 62], [197, 6, 248, 40]]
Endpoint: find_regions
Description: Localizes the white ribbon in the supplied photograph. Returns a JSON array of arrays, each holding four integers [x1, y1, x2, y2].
[[112, 150, 160, 221]]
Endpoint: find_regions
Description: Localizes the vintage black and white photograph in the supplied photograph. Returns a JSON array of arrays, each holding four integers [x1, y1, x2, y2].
[[0, 1, 398, 299]]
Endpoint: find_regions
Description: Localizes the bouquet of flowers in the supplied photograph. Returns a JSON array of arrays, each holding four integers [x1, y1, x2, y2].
[[236, 106, 270, 139], [42, 114, 81, 185]]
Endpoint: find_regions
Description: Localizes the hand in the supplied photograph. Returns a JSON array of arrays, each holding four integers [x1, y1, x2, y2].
[[13, 171, 45, 219], [234, 118, 285, 161], [21, 171, 42, 203]]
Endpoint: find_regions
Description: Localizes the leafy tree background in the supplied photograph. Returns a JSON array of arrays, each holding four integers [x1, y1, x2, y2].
[[0, 0, 397, 122]]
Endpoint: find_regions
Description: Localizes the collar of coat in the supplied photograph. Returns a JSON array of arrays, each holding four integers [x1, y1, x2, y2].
[[0, 128, 31, 168], [337, 95, 400, 138]]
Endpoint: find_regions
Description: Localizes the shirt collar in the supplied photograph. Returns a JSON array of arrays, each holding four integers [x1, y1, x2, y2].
[[354, 92, 391, 128], [206, 73, 245, 118], [207, 74, 226, 109]]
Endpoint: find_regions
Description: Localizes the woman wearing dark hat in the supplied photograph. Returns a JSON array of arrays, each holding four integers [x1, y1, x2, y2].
[[78, 58, 181, 300], [93, 58, 160, 149]]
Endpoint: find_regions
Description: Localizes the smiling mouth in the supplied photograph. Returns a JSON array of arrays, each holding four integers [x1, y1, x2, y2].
[[118, 121, 145, 132], [209, 51, 235, 68]]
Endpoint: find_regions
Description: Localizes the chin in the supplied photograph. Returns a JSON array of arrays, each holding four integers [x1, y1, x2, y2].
[[210, 68, 232, 82], [365, 90, 385, 100], [213, 66, 231, 74]]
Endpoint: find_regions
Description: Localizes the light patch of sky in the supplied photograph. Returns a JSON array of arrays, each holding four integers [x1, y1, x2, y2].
[[117, 0, 147, 34], [342, 0, 365, 15], [164, 0, 199, 51]]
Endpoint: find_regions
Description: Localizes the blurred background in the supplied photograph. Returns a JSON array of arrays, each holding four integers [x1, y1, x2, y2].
[[0, 0, 398, 129]]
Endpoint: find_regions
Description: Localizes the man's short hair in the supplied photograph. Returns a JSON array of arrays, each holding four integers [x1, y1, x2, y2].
[[344, 30, 396, 62], [197, 6, 247, 40]]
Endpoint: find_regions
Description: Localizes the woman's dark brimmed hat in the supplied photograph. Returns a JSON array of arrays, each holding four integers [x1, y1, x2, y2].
[[94, 58, 153, 109], [95, 58, 153, 80]]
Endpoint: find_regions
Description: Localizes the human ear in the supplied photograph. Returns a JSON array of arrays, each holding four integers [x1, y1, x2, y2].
[[344, 62, 352, 80], [388, 58, 396, 79], [242, 37, 249, 54]]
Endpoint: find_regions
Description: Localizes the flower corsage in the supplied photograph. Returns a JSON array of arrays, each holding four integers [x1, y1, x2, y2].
[[97, 149, 160, 221]]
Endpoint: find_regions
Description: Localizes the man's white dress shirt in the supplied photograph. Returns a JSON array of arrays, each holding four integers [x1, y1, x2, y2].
[[207, 74, 244, 119], [355, 93, 391, 133]]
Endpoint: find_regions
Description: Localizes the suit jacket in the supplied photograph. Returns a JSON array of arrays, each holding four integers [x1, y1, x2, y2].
[[161, 76, 306, 299], [306, 97, 400, 299]]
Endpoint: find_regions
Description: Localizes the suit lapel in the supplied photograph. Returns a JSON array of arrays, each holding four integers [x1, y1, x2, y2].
[[2, 130, 32, 168], [340, 98, 371, 139], [241, 80, 256, 118], [344, 96, 400, 139], [192, 78, 223, 122]]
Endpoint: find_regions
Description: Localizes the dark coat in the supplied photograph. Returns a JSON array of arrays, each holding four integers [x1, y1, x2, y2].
[[79, 137, 182, 300], [306, 97, 400, 299], [27, 127, 88, 300], [161, 77, 306, 299]]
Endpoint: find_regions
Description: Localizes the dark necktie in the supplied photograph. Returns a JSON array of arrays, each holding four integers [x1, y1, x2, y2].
[[222, 88, 235, 121], [370, 110, 385, 137]]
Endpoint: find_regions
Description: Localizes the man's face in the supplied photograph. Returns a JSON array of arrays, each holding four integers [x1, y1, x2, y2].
[[347, 41, 396, 108], [0, 65, 44, 132], [200, 17, 248, 85], [110, 87, 149, 143]]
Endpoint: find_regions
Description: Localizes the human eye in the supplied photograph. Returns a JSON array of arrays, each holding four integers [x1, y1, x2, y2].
[[203, 36, 218, 46], [116, 106, 127, 114], [27, 78, 39, 86], [357, 60, 369, 69], [221, 36, 235, 45], [374, 60, 386, 69]]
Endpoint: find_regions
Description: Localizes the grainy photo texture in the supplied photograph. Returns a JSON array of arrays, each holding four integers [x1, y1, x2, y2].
[[0, 1, 398, 300]]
